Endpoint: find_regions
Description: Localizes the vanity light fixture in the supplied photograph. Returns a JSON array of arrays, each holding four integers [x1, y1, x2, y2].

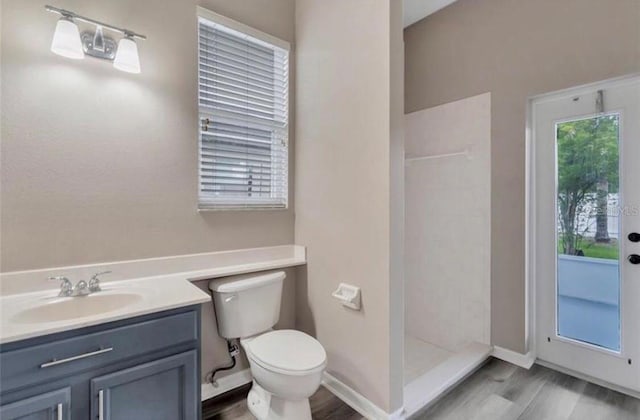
[[50, 16, 84, 59], [113, 34, 141, 74], [45, 5, 146, 74]]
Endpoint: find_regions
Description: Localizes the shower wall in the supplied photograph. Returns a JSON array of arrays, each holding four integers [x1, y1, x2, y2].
[[405, 93, 491, 352]]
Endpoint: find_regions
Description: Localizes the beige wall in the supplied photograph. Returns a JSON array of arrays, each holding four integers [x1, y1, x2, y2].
[[0, 0, 295, 383], [388, 0, 405, 412], [0, 0, 295, 272], [388, 0, 405, 409], [405, 0, 640, 353], [295, 0, 404, 412]]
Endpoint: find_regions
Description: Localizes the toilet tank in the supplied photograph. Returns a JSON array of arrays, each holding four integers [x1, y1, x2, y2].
[[209, 271, 285, 339]]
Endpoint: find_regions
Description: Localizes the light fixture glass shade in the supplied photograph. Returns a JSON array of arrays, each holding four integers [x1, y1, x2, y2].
[[51, 17, 84, 59], [113, 36, 140, 74]]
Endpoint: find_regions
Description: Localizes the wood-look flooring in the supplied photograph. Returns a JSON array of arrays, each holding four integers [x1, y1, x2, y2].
[[202, 383, 363, 420], [203, 358, 640, 419], [413, 358, 640, 420]]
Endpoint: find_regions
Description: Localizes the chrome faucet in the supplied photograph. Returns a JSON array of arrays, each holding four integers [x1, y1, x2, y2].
[[73, 280, 91, 296], [48, 271, 112, 297], [88, 271, 111, 293], [48, 276, 74, 297]]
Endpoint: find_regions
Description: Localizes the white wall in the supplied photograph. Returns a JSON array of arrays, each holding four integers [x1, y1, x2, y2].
[[404, 93, 491, 352], [294, 0, 404, 413]]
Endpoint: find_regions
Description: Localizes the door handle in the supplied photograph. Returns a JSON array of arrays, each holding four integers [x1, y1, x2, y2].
[[629, 232, 640, 243], [628, 254, 640, 264], [57, 403, 63, 420]]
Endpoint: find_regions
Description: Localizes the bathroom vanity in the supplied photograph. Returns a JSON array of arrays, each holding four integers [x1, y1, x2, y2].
[[0, 271, 214, 420], [0, 306, 201, 419], [0, 246, 306, 419]]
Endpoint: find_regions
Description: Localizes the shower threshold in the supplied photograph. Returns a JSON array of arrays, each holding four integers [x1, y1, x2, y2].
[[403, 341, 492, 417]]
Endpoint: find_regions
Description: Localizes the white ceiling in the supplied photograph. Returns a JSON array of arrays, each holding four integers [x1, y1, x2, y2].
[[403, 0, 459, 27]]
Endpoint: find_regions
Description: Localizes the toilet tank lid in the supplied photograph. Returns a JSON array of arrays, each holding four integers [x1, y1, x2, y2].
[[209, 271, 286, 293]]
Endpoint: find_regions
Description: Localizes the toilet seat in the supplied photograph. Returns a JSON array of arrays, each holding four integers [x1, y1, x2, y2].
[[245, 330, 327, 376]]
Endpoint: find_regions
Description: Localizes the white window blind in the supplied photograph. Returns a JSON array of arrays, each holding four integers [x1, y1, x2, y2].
[[197, 13, 289, 210]]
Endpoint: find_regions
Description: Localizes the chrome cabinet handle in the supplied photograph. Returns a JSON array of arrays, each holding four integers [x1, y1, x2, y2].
[[99, 389, 104, 420], [57, 403, 63, 419], [40, 347, 113, 368]]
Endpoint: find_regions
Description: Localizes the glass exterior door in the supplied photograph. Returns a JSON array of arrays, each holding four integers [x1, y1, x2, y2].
[[534, 76, 640, 392]]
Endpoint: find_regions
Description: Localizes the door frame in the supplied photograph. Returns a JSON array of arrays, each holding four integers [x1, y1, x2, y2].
[[526, 73, 640, 396]]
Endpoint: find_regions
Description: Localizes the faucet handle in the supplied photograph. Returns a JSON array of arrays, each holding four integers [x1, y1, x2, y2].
[[91, 270, 112, 278], [48, 275, 71, 284], [48, 276, 73, 297], [88, 270, 111, 292]]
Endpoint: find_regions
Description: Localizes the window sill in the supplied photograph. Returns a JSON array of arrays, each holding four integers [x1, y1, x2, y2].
[[197, 205, 288, 212]]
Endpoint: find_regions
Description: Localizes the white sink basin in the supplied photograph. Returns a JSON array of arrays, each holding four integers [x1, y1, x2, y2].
[[1, 276, 210, 344], [11, 292, 144, 324]]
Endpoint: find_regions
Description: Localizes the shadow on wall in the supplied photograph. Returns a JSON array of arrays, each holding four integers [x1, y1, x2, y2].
[[326, 350, 385, 412], [294, 266, 316, 337]]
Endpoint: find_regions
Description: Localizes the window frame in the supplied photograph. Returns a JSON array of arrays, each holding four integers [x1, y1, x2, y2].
[[196, 7, 290, 211]]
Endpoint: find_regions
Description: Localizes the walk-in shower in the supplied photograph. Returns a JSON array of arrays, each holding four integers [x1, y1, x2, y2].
[[403, 93, 492, 415]]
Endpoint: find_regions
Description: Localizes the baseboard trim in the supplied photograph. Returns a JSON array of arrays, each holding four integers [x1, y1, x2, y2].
[[492, 346, 535, 369], [322, 372, 405, 420], [201, 368, 252, 401]]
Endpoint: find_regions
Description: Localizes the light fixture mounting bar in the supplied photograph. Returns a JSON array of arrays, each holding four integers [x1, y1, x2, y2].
[[45, 5, 146, 40]]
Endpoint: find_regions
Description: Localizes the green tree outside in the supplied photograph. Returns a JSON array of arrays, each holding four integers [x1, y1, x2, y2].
[[556, 115, 619, 258]]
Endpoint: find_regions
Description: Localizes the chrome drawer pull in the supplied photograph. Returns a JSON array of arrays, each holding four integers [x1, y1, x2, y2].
[[57, 403, 63, 419], [40, 347, 113, 368]]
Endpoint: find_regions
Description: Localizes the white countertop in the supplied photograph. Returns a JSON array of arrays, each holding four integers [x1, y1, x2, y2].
[[1, 245, 306, 296], [0, 245, 306, 345], [0, 275, 210, 344]]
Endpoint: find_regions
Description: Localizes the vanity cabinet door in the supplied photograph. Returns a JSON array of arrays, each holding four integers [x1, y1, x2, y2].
[[91, 350, 198, 420], [0, 387, 71, 420]]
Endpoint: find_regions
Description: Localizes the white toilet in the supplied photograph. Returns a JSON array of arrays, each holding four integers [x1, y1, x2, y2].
[[209, 271, 327, 420]]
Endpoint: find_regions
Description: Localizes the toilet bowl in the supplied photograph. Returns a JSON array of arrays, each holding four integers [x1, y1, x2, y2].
[[242, 330, 326, 419], [209, 272, 327, 420]]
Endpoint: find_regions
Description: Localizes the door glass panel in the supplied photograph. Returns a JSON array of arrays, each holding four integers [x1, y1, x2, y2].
[[556, 114, 621, 351]]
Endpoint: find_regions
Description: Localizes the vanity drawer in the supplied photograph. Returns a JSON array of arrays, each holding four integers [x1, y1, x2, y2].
[[0, 309, 198, 392]]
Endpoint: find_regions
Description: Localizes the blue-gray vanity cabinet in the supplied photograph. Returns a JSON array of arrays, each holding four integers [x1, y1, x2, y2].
[[0, 306, 202, 420], [1, 309, 198, 391], [91, 350, 198, 420], [0, 387, 71, 420]]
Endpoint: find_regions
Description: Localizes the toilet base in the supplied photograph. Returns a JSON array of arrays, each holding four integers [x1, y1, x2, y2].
[[247, 381, 312, 420]]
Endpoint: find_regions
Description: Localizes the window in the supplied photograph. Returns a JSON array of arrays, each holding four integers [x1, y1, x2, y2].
[[197, 9, 289, 210]]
